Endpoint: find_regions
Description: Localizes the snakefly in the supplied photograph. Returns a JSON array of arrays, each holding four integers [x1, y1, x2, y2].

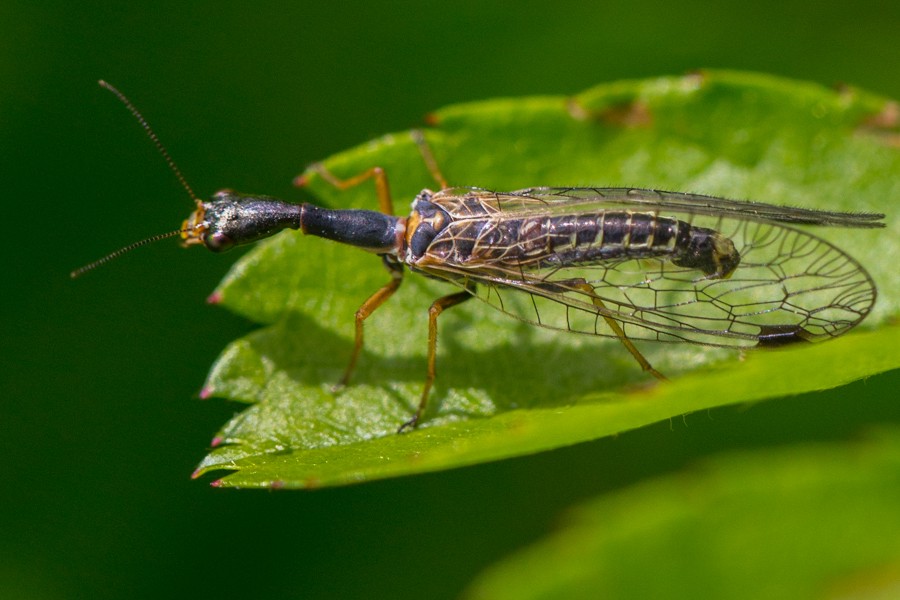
[[75, 82, 885, 431]]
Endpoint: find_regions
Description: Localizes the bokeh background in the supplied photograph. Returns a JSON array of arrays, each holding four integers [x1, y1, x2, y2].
[[3, 1, 899, 598]]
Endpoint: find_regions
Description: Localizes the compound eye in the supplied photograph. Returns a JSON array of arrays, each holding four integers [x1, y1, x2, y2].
[[205, 231, 235, 252]]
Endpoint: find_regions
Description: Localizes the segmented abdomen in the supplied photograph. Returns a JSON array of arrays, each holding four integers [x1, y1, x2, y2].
[[422, 211, 686, 268]]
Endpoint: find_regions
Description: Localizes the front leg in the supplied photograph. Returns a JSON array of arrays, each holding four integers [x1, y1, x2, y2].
[[295, 163, 395, 215], [337, 255, 405, 391]]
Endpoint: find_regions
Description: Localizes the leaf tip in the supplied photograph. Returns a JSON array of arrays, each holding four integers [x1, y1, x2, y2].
[[210, 436, 224, 447], [206, 290, 223, 305], [199, 387, 214, 400]]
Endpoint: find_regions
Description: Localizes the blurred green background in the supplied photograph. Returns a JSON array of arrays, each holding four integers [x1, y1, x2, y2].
[[2, 1, 898, 598]]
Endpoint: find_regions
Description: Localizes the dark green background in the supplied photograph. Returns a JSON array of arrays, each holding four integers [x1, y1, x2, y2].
[[3, 2, 898, 598]]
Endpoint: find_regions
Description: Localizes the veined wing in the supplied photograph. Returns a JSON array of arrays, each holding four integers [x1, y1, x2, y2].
[[415, 209, 878, 347], [432, 187, 885, 228]]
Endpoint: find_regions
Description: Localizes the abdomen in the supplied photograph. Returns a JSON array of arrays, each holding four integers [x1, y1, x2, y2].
[[422, 211, 688, 268]]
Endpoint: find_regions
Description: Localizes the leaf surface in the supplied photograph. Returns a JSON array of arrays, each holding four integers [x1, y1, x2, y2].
[[193, 71, 900, 488], [464, 429, 900, 600]]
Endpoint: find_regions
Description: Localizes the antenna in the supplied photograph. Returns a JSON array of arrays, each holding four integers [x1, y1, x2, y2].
[[70, 230, 184, 278], [98, 80, 198, 200], [71, 82, 202, 278]]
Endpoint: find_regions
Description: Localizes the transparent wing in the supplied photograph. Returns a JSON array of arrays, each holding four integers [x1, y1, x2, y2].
[[434, 187, 885, 228], [418, 191, 879, 347]]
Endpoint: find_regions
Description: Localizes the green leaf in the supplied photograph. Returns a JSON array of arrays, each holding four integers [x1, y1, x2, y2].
[[463, 429, 900, 600], [193, 70, 900, 488]]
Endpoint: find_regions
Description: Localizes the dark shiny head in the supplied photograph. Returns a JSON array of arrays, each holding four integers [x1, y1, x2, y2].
[[74, 84, 306, 277], [181, 190, 303, 252], [72, 191, 303, 278]]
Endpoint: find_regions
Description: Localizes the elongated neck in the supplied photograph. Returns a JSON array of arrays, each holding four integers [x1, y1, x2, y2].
[[300, 204, 401, 253]]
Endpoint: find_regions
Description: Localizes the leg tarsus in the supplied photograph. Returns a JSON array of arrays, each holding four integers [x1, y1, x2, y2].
[[397, 414, 419, 434]]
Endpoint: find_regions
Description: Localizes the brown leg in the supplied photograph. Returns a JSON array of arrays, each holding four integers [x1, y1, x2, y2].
[[296, 163, 395, 215], [570, 281, 667, 381], [295, 128, 449, 213], [337, 256, 405, 391], [398, 286, 474, 432], [410, 129, 449, 189]]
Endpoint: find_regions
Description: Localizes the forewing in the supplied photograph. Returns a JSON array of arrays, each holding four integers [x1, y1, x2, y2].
[[419, 193, 878, 347], [433, 187, 884, 228]]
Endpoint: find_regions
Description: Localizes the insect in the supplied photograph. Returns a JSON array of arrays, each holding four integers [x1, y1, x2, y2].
[[76, 82, 885, 431]]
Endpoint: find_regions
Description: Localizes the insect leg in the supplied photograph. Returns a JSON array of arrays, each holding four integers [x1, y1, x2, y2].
[[296, 129, 447, 212], [296, 163, 395, 215], [337, 255, 405, 391], [410, 129, 448, 189], [398, 282, 475, 432], [569, 280, 668, 381]]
